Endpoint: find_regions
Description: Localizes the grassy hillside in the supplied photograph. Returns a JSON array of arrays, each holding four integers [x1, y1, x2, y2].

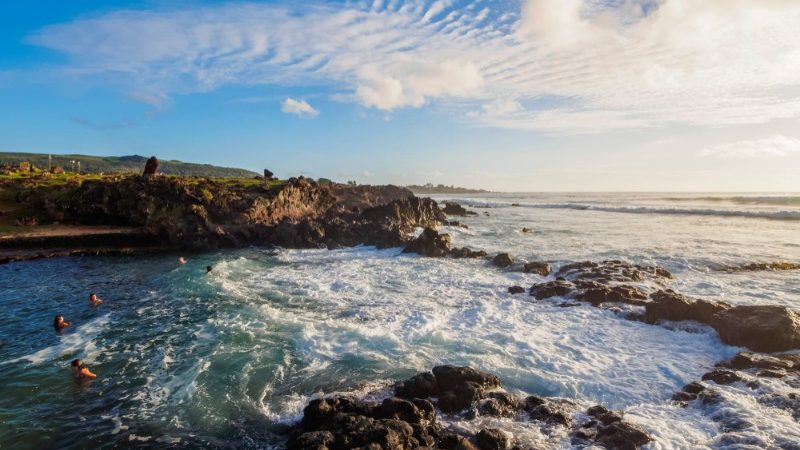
[[0, 152, 259, 178]]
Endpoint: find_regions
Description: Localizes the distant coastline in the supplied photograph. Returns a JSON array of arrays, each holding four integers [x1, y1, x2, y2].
[[406, 184, 491, 195]]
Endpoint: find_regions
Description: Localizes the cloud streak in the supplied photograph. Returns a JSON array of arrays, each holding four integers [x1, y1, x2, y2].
[[700, 135, 800, 158], [281, 98, 319, 117], [27, 0, 800, 132]]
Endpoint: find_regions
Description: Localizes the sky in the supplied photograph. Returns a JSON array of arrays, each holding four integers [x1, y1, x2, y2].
[[1, 0, 799, 192]]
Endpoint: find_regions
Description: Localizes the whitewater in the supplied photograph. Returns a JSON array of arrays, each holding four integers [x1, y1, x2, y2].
[[0, 193, 798, 449]]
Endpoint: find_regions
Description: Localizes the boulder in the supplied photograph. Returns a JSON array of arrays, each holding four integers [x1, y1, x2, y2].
[[522, 262, 551, 276], [523, 397, 576, 426], [403, 228, 452, 257], [476, 429, 509, 450], [395, 366, 500, 414], [289, 396, 438, 450], [450, 247, 488, 259], [508, 286, 525, 295], [594, 421, 651, 450], [478, 392, 520, 417], [701, 369, 742, 385], [492, 253, 513, 268], [644, 290, 731, 324], [443, 203, 477, 217], [529, 280, 575, 300], [711, 305, 800, 352], [576, 285, 649, 306]]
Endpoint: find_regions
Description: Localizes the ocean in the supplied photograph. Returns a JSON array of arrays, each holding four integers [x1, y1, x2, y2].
[[1, 193, 798, 449]]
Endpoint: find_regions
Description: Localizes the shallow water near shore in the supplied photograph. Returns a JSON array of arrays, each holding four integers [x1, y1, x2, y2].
[[1, 193, 799, 449]]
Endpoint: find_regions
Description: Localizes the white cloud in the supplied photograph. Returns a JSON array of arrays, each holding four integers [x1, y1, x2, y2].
[[26, 0, 800, 132], [281, 98, 319, 118], [699, 135, 800, 158], [416, 169, 444, 177]]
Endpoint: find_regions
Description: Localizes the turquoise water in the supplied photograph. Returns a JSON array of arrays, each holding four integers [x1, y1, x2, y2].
[[1, 193, 799, 449]]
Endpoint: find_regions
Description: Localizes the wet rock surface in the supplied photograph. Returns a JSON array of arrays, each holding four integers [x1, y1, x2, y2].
[[26, 176, 447, 251], [288, 366, 653, 450], [492, 253, 513, 268], [443, 203, 478, 217], [522, 262, 550, 276], [403, 228, 451, 257]]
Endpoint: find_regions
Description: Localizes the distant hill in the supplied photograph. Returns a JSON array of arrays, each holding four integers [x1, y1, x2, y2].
[[0, 152, 259, 178], [406, 184, 491, 194]]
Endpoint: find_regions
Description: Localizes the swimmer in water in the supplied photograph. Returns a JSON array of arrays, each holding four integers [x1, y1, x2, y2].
[[53, 315, 71, 331], [88, 293, 103, 307], [206, 265, 213, 273], [71, 359, 97, 380], [179, 256, 187, 265]]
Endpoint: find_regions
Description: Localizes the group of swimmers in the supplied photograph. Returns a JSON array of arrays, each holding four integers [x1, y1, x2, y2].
[[55, 258, 212, 382], [53, 293, 103, 380]]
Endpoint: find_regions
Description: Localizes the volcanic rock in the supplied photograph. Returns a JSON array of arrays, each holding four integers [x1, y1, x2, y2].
[[711, 305, 800, 352], [529, 280, 575, 300], [522, 262, 551, 276], [492, 253, 513, 268], [403, 228, 451, 257]]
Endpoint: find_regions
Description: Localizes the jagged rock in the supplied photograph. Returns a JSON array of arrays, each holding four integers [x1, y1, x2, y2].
[[288, 396, 438, 450], [443, 203, 477, 217], [594, 421, 651, 450], [702, 369, 742, 385], [722, 352, 800, 372], [576, 285, 649, 306], [587, 405, 622, 425], [556, 260, 671, 284], [711, 305, 800, 352], [403, 228, 451, 257], [720, 262, 800, 272], [672, 382, 706, 402], [523, 396, 576, 426], [439, 434, 479, 450], [529, 280, 575, 300], [492, 253, 513, 268], [476, 428, 509, 450], [450, 247, 488, 259], [644, 290, 731, 324], [479, 392, 520, 417], [508, 286, 525, 295], [522, 262, 550, 276], [395, 366, 500, 414]]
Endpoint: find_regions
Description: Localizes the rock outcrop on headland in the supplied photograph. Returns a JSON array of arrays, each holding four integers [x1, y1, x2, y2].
[[22, 176, 444, 251]]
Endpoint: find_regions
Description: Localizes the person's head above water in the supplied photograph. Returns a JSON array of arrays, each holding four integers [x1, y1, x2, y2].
[[179, 257, 187, 265], [206, 265, 213, 273], [71, 359, 97, 379], [53, 315, 69, 329], [88, 293, 102, 305]]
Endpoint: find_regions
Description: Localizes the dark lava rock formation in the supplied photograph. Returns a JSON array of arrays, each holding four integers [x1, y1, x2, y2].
[[288, 365, 652, 450], [442, 203, 478, 217], [25, 176, 445, 251]]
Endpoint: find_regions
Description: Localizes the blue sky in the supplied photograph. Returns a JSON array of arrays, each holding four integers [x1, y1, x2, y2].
[[1, 0, 799, 191]]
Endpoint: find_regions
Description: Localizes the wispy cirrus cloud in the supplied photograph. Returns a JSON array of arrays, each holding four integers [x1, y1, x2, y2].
[[700, 135, 800, 158], [26, 0, 800, 133], [281, 98, 319, 118]]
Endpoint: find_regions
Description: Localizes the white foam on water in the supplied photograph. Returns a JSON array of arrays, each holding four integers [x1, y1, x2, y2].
[[5, 314, 111, 365]]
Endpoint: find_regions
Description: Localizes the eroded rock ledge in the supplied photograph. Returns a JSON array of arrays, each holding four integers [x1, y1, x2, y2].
[[10, 176, 445, 251], [288, 365, 651, 450]]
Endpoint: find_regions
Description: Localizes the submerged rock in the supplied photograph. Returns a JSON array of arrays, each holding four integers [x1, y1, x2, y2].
[[507, 286, 525, 295], [719, 261, 800, 272]]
